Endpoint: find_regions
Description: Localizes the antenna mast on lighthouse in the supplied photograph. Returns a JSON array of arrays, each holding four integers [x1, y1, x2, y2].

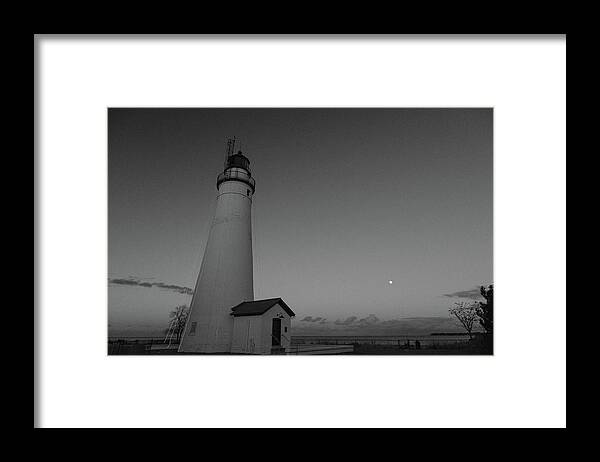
[[225, 137, 236, 168]]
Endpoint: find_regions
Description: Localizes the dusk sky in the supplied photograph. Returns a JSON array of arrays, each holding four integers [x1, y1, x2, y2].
[[108, 108, 492, 335]]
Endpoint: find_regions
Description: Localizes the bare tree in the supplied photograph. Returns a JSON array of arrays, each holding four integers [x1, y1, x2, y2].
[[165, 305, 189, 344], [449, 301, 478, 339]]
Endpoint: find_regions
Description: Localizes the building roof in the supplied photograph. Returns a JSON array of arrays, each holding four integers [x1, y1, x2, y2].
[[230, 297, 295, 317]]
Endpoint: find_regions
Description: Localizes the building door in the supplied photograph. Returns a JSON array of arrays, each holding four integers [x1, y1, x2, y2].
[[271, 318, 282, 346]]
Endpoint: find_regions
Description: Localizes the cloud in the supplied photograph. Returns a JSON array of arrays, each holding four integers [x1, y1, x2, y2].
[[357, 314, 380, 326], [333, 315, 379, 326], [334, 316, 358, 325], [442, 287, 483, 300], [295, 315, 483, 336], [300, 316, 326, 323], [109, 277, 194, 295]]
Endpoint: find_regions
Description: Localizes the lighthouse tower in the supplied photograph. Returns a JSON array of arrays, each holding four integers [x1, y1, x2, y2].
[[179, 140, 255, 353]]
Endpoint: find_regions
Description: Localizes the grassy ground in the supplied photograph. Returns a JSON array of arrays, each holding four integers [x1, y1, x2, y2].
[[350, 340, 493, 355], [109, 337, 493, 355], [111, 345, 492, 355], [349, 345, 491, 355]]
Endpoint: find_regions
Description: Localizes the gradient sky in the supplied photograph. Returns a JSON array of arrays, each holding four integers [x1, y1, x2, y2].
[[108, 108, 492, 334]]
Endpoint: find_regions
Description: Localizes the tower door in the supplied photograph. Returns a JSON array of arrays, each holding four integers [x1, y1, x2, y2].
[[271, 318, 282, 347]]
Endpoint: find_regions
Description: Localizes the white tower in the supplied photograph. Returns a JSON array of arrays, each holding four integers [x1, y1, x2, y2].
[[179, 141, 255, 353]]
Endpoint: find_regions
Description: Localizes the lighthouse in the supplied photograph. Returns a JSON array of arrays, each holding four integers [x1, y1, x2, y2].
[[179, 140, 295, 354], [179, 140, 256, 353]]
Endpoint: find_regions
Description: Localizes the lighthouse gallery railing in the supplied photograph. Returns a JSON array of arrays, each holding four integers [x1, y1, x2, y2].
[[216, 169, 255, 191]]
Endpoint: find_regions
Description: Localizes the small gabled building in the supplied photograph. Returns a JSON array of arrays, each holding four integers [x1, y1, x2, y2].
[[230, 298, 295, 354]]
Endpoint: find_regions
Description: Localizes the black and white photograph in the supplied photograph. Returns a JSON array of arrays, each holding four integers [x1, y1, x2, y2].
[[108, 108, 493, 355], [35, 35, 565, 429]]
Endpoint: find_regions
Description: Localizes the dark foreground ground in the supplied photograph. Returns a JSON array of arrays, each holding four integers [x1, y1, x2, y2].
[[350, 343, 492, 355], [108, 338, 492, 355]]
